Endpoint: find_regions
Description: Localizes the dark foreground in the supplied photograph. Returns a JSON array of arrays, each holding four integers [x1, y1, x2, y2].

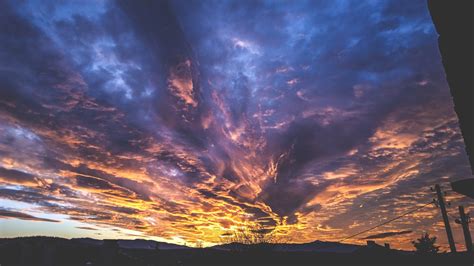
[[0, 237, 472, 266]]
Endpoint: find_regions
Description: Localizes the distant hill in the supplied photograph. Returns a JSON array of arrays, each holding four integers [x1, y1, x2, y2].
[[0, 236, 407, 253], [211, 240, 362, 253], [73, 237, 190, 250], [0, 236, 367, 253], [0, 236, 470, 265]]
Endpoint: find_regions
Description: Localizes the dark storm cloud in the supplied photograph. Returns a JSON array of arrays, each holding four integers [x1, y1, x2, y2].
[[0, 188, 59, 205], [0, 167, 37, 184], [0, 1, 142, 160], [0, 208, 60, 223], [167, 0, 445, 218]]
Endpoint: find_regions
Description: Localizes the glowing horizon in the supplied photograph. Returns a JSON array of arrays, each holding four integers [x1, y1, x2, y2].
[[0, 0, 472, 251]]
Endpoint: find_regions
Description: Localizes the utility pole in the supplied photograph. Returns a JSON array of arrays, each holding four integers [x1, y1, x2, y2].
[[457, 206, 472, 253], [434, 184, 457, 253]]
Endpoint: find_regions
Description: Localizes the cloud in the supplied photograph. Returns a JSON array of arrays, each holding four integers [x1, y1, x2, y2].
[[76, 226, 98, 231], [0, 167, 37, 185], [75, 175, 116, 191], [362, 230, 413, 240], [0, 0, 471, 250], [0, 208, 60, 223]]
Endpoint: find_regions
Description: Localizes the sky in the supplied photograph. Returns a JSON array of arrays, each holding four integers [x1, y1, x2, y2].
[[0, 0, 472, 250]]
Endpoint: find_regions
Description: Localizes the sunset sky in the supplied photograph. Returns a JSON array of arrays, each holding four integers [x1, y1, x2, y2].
[[0, 0, 472, 250]]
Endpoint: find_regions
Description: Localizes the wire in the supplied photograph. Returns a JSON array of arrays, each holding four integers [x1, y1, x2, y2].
[[340, 201, 433, 242], [447, 212, 459, 221], [340, 191, 435, 227], [338, 182, 458, 242]]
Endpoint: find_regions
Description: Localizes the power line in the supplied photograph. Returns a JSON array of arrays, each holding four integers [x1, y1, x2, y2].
[[448, 212, 459, 221], [340, 201, 433, 242], [337, 182, 458, 242], [340, 190, 435, 226]]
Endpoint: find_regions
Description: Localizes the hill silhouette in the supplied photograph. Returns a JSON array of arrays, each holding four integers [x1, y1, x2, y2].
[[0, 236, 471, 265]]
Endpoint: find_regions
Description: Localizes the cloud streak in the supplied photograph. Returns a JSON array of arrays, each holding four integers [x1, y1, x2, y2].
[[362, 230, 413, 240], [0, 209, 60, 223]]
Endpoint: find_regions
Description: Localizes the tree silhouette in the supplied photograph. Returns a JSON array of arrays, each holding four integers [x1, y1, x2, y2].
[[195, 240, 203, 248], [222, 223, 284, 252], [228, 223, 275, 245], [412, 233, 440, 254]]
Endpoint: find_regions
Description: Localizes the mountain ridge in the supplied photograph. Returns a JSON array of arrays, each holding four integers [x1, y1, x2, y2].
[[0, 236, 407, 253]]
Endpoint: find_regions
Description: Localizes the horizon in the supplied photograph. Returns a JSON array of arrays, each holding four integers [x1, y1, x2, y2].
[[0, 0, 472, 252], [0, 235, 415, 250]]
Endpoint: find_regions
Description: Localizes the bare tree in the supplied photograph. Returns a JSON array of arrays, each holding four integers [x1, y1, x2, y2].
[[223, 223, 283, 251], [195, 240, 203, 249]]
